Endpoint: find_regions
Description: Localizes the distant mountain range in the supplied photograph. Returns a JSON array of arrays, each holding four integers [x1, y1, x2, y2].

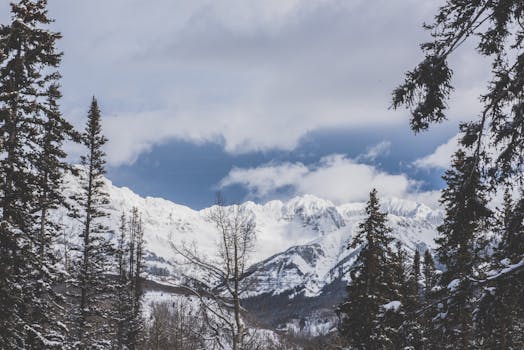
[[54, 171, 443, 336]]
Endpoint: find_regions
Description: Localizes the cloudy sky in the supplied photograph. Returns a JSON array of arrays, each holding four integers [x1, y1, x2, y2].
[[1, 0, 491, 208]]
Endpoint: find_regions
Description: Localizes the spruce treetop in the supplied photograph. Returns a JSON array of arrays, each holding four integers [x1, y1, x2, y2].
[[351, 188, 393, 251]]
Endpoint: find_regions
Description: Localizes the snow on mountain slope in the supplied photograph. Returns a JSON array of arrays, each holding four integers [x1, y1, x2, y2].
[[242, 202, 441, 299], [57, 172, 350, 266], [56, 171, 441, 287], [55, 171, 443, 337]]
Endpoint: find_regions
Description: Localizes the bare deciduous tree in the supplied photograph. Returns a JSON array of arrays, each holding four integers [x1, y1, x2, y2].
[[171, 194, 256, 350]]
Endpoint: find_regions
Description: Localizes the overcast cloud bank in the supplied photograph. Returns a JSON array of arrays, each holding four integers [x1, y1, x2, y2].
[[3, 0, 487, 166]]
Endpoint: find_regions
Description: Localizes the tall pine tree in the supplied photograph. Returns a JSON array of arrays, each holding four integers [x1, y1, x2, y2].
[[125, 207, 145, 349], [68, 97, 114, 349], [28, 83, 74, 349], [338, 189, 395, 349], [432, 149, 491, 349], [113, 211, 131, 348], [0, 1, 70, 348]]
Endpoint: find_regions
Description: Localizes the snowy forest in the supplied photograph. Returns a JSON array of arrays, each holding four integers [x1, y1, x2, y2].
[[0, 0, 523, 349]]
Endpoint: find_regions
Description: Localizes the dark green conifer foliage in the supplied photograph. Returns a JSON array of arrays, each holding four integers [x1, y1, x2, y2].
[[113, 208, 145, 350], [114, 211, 131, 348], [392, 1, 523, 185], [495, 189, 524, 264], [411, 249, 421, 297], [422, 250, 436, 302], [381, 241, 409, 349], [432, 149, 491, 349], [379, 243, 423, 350], [393, 2, 524, 342], [421, 249, 438, 348], [0, 1, 69, 348], [476, 189, 524, 349], [28, 82, 74, 349], [400, 249, 423, 350], [338, 189, 394, 349], [127, 207, 145, 349], [68, 98, 113, 349], [435, 150, 491, 280]]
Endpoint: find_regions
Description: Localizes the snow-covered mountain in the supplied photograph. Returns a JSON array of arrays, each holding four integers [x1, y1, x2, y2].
[[243, 196, 441, 298], [241, 197, 442, 335], [55, 172, 443, 336]]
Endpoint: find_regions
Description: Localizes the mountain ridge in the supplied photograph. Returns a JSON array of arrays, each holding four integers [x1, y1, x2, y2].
[[56, 171, 443, 336]]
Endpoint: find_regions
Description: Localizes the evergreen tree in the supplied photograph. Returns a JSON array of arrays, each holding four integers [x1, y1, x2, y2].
[[0, 1, 69, 348], [28, 83, 74, 349], [379, 243, 424, 350], [495, 189, 524, 264], [476, 189, 524, 348], [113, 211, 131, 349], [412, 249, 421, 297], [421, 249, 438, 349], [400, 249, 423, 350], [338, 189, 394, 349], [113, 208, 145, 350], [127, 207, 145, 349], [432, 149, 491, 349], [422, 250, 436, 302], [410, 249, 422, 329], [68, 97, 113, 349], [393, 3, 524, 344], [381, 241, 410, 349]]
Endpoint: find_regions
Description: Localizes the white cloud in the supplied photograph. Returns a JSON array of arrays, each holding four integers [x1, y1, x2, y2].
[[413, 135, 459, 169], [220, 154, 423, 204], [220, 162, 309, 198], [358, 140, 391, 161]]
